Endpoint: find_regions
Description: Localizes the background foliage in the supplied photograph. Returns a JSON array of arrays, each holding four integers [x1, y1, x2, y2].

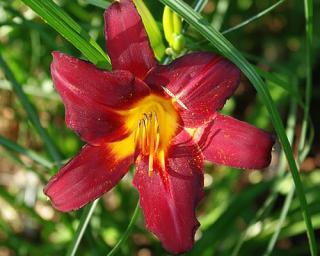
[[0, 0, 319, 255]]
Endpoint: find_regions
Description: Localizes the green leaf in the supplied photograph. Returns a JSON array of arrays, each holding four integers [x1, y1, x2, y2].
[[191, 180, 272, 254], [231, 99, 298, 256], [0, 135, 53, 169], [221, 0, 286, 35], [0, 55, 62, 166], [299, 0, 313, 153], [134, 0, 166, 60], [254, 67, 303, 107], [159, 0, 318, 255], [66, 200, 99, 256], [84, 0, 109, 9], [264, 1, 314, 253], [20, 0, 111, 70], [107, 201, 140, 256]]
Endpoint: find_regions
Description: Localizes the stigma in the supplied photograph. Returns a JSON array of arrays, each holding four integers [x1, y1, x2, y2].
[[135, 112, 160, 176]]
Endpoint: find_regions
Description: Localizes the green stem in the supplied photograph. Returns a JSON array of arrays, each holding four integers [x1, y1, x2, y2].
[[159, 1, 317, 255], [66, 200, 99, 256], [107, 201, 140, 256], [222, 0, 285, 35]]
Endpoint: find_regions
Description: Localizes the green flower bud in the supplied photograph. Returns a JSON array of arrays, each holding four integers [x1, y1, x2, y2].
[[134, 0, 165, 60], [162, 6, 185, 54]]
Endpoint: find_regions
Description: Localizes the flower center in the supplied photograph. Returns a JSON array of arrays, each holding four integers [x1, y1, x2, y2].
[[134, 112, 160, 175], [127, 94, 178, 175], [135, 112, 160, 155]]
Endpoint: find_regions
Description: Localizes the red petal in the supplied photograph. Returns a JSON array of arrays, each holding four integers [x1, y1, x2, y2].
[[145, 52, 240, 127], [194, 114, 275, 169], [52, 52, 150, 109], [133, 130, 204, 254], [104, 0, 156, 79], [51, 52, 150, 144], [44, 144, 133, 212]]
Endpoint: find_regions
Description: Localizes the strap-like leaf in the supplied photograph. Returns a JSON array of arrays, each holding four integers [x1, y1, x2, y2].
[[158, 1, 317, 255], [21, 0, 111, 70]]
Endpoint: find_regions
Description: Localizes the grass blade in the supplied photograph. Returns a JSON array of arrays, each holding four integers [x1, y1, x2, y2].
[[264, 186, 295, 256], [254, 67, 303, 106], [85, 0, 109, 9], [20, 0, 111, 70], [211, 0, 230, 30], [66, 200, 99, 256], [299, 0, 313, 153], [264, 0, 314, 248], [0, 135, 53, 169], [190, 180, 272, 254], [134, 0, 165, 60], [222, 0, 286, 35], [0, 55, 62, 166], [231, 96, 297, 256], [107, 201, 140, 256], [159, 0, 318, 255]]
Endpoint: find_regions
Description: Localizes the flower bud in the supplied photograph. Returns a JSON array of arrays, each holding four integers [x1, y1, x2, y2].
[[134, 0, 165, 60], [162, 6, 185, 54]]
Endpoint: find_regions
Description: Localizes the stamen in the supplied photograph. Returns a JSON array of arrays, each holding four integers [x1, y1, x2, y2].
[[155, 126, 160, 152], [148, 153, 154, 176], [158, 150, 166, 177], [154, 112, 160, 152], [143, 113, 149, 148], [141, 119, 147, 154], [134, 120, 142, 144], [135, 111, 163, 177]]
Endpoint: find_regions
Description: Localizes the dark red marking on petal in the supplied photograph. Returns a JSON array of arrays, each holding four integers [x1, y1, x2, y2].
[[44, 144, 133, 212], [195, 113, 275, 169], [104, 0, 156, 79], [145, 52, 240, 127], [133, 130, 204, 254]]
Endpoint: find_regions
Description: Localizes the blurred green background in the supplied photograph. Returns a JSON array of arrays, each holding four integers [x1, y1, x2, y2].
[[0, 0, 320, 255]]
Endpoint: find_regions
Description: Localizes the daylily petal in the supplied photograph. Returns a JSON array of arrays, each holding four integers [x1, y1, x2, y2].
[[145, 52, 240, 127], [193, 114, 275, 169], [104, 0, 156, 79], [44, 144, 134, 212], [51, 52, 150, 145], [51, 52, 150, 109], [133, 130, 204, 254]]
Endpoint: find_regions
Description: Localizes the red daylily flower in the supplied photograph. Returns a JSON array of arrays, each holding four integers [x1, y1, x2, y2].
[[44, 0, 275, 254]]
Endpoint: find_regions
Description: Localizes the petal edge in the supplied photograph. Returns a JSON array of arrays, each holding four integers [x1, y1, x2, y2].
[[194, 114, 275, 169], [104, 0, 156, 78], [133, 130, 204, 254], [44, 144, 134, 212]]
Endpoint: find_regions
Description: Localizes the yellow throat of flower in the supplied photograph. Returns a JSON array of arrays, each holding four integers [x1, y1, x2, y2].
[[111, 94, 178, 176]]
